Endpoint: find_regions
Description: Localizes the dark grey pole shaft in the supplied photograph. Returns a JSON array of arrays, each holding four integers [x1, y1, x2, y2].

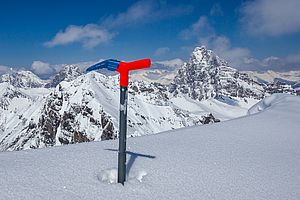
[[118, 86, 128, 185]]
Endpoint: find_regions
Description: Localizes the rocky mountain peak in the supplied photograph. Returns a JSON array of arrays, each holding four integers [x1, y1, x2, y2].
[[190, 46, 210, 62], [45, 64, 82, 88], [60, 64, 82, 81], [190, 46, 228, 68], [169, 46, 265, 100], [0, 70, 46, 88]]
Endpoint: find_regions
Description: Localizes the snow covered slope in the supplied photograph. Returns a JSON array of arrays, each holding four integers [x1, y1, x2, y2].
[[1, 71, 254, 151], [0, 93, 299, 200]]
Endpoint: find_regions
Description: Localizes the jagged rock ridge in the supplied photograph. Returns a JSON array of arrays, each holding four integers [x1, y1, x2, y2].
[[169, 46, 265, 100], [45, 64, 82, 88]]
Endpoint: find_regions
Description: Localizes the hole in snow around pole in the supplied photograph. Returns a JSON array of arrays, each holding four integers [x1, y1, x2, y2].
[[97, 168, 148, 184]]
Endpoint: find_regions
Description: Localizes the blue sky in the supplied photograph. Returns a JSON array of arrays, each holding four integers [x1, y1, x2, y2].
[[1, 0, 300, 76]]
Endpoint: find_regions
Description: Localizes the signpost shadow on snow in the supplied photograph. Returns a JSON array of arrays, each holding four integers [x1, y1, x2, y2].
[[105, 149, 156, 176]]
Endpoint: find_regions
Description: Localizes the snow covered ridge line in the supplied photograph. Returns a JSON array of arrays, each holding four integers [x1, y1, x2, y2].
[[0, 46, 299, 152], [247, 93, 300, 115], [244, 70, 300, 90], [0, 64, 261, 152], [0, 70, 47, 88], [0, 72, 229, 152], [0, 94, 299, 200], [168, 46, 298, 101], [0, 46, 299, 98], [0, 59, 183, 87]]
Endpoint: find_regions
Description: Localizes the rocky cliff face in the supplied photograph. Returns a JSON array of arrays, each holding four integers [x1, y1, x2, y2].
[[45, 65, 82, 88], [169, 46, 265, 100]]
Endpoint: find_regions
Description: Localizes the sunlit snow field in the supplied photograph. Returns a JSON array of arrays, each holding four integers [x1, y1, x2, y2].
[[1, 94, 299, 200]]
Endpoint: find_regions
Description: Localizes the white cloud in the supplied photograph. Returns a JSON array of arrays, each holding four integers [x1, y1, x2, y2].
[[103, 0, 192, 28], [286, 52, 300, 64], [31, 61, 54, 76], [45, 1, 192, 48], [240, 0, 300, 36], [154, 47, 170, 57], [102, 0, 155, 28], [180, 16, 253, 69], [199, 35, 252, 69], [156, 58, 184, 67], [0, 65, 11, 74], [199, 35, 300, 71], [44, 24, 114, 49], [179, 16, 212, 40], [180, 15, 300, 71]]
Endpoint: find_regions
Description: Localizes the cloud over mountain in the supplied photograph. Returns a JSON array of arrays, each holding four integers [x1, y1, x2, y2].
[[45, 0, 192, 49], [31, 61, 54, 76], [44, 24, 114, 49], [240, 0, 300, 36]]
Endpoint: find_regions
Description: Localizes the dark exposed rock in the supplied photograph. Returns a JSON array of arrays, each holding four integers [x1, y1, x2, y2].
[[73, 131, 90, 143], [264, 82, 297, 96], [38, 92, 62, 146], [100, 112, 116, 140], [200, 113, 220, 124], [28, 119, 36, 129], [9, 86, 118, 150]]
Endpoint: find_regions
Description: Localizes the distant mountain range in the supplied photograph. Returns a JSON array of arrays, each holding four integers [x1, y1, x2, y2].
[[244, 70, 300, 89], [0, 46, 298, 151]]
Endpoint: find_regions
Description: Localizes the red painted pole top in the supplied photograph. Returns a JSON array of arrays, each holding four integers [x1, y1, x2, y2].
[[117, 59, 151, 86], [86, 58, 151, 87]]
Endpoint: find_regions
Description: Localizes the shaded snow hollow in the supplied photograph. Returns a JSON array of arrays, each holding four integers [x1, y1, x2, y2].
[[0, 94, 299, 200]]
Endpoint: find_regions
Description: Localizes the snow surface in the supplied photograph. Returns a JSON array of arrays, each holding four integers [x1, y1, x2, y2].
[[248, 93, 291, 115], [0, 93, 299, 200]]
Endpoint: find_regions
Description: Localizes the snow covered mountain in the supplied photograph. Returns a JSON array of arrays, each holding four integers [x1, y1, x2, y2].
[[130, 69, 177, 84], [169, 46, 265, 101], [1, 93, 299, 200], [1, 71, 248, 151], [244, 70, 300, 85], [45, 64, 82, 88], [130, 58, 183, 84], [244, 70, 300, 94], [0, 46, 298, 152], [0, 70, 47, 88]]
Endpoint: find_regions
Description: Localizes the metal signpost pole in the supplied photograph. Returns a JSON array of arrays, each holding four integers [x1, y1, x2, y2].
[[118, 86, 128, 184], [86, 58, 151, 185]]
